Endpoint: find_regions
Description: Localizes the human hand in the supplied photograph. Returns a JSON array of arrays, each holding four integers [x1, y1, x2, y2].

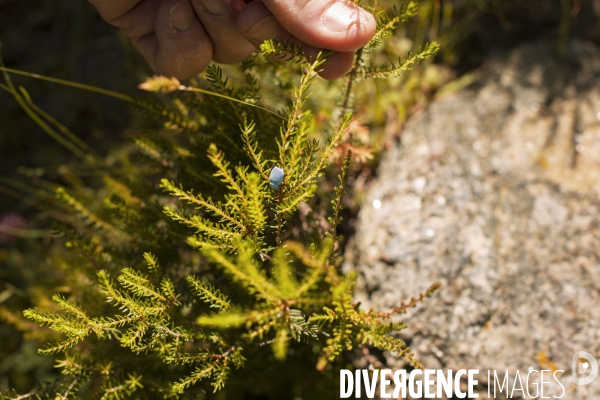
[[88, 0, 376, 80]]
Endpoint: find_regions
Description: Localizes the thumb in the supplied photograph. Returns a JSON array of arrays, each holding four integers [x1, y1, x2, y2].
[[258, 0, 376, 52]]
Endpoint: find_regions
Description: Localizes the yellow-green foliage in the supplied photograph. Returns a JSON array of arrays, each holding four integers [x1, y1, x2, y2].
[[363, 2, 420, 52], [1, 3, 440, 399]]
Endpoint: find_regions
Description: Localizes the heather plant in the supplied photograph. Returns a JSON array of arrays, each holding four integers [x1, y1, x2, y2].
[[0, 2, 439, 399]]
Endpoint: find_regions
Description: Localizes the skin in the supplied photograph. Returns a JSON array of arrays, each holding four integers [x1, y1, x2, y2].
[[88, 0, 376, 80]]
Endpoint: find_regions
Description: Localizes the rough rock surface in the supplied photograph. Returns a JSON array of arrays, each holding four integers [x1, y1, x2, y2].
[[344, 41, 600, 399]]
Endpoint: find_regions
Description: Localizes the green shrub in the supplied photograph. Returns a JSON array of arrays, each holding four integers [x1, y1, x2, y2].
[[0, 3, 439, 399]]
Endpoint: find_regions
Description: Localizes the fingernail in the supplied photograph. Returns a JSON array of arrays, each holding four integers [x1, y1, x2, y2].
[[246, 16, 281, 42], [322, 2, 364, 32], [201, 0, 232, 16], [170, 0, 195, 32]]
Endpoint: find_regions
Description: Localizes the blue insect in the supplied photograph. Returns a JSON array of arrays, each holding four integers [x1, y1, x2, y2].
[[269, 166, 285, 190]]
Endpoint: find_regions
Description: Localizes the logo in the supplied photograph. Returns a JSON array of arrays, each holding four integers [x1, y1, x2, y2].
[[572, 352, 598, 386]]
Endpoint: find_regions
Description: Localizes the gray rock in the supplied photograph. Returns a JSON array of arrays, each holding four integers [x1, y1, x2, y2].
[[345, 41, 600, 398]]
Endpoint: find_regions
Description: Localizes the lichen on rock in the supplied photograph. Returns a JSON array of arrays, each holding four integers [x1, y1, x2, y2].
[[345, 40, 600, 398]]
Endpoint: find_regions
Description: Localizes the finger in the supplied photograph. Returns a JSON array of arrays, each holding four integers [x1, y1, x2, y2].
[[103, 0, 162, 39], [237, 1, 354, 80], [190, 0, 255, 63], [258, 0, 376, 52], [303, 47, 354, 80], [237, 0, 281, 47], [88, 0, 143, 21], [134, 0, 214, 80]]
